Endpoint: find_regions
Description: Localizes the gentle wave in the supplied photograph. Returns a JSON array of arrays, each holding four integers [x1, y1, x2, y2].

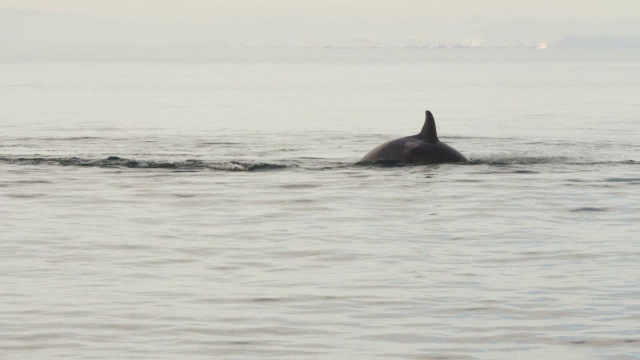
[[358, 157, 638, 167], [1, 155, 637, 171], [467, 156, 569, 166], [468, 157, 638, 166], [0, 156, 290, 172]]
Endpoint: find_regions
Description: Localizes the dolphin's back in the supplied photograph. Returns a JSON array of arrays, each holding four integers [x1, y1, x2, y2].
[[361, 136, 467, 164], [360, 111, 468, 165]]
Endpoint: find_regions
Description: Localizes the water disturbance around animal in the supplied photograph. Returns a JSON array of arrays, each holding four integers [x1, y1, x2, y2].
[[1, 51, 638, 359]]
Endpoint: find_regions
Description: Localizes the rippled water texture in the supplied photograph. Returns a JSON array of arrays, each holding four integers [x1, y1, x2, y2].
[[1, 50, 639, 359]]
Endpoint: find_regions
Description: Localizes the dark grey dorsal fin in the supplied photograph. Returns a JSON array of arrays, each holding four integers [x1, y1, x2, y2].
[[418, 110, 438, 142]]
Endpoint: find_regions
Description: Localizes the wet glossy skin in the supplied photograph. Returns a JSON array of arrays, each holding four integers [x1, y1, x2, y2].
[[360, 136, 467, 164], [360, 111, 468, 165]]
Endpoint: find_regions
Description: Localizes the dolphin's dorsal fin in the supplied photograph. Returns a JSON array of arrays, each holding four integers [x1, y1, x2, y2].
[[418, 110, 438, 143]]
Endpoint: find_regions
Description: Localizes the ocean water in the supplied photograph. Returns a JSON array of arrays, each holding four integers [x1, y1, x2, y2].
[[1, 49, 639, 359]]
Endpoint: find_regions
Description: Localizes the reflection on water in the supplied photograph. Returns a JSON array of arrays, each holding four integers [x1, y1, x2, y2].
[[1, 55, 639, 359]]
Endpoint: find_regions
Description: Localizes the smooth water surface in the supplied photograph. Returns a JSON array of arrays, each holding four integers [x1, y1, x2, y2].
[[1, 49, 639, 359]]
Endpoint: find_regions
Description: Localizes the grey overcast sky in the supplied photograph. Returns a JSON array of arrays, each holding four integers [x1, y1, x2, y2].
[[0, 0, 638, 20]]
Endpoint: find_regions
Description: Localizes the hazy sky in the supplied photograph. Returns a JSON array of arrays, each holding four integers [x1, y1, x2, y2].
[[1, 0, 638, 20]]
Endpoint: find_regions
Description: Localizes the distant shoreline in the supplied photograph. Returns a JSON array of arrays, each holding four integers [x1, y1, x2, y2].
[[1, 45, 639, 63]]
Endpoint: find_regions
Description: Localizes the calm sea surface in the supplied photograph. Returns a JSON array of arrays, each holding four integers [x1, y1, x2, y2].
[[1, 49, 639, 359]]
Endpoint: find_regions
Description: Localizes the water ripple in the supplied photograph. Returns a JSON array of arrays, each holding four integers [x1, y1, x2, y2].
[[0, 156, 290, 172]]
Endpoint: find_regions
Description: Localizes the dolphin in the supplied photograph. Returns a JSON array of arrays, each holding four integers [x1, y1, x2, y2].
[[360, 111, 468, 164]]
